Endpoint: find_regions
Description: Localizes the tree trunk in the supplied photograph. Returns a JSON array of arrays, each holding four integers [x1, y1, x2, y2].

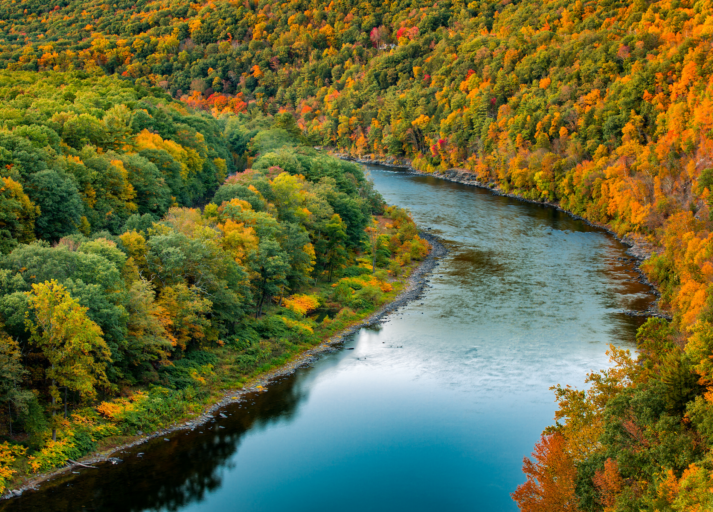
[[51, 380, 56, 442], [256, 289, 266, 319], [372, 240, 377, 274], [255, 277, 269, 318]]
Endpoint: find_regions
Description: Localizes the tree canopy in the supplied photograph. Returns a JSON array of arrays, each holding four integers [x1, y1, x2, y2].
[[4, 0, 713, 507], [0, 76, 429, 490]]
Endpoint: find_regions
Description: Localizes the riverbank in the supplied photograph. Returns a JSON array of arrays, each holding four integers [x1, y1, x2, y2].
[[341, 153, 670, 320], [1, 232, 447, 501]]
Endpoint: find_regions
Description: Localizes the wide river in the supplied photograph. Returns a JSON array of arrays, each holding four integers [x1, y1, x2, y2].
[[2, 165, 655, 512]]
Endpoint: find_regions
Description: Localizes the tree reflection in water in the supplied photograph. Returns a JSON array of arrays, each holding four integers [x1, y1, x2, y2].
[[1, 373, 307, 512], [0, 167, 658, 512]]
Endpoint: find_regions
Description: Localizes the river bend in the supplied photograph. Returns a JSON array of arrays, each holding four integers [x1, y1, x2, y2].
[[1, 165, 655, 512]]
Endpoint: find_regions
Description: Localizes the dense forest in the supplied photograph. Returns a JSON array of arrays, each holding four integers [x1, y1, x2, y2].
[[0, 71, 429, 490], [2, 0, 713, 508]]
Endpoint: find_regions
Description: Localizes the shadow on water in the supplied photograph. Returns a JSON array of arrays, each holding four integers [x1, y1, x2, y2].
[[1, 376, 307, 512]]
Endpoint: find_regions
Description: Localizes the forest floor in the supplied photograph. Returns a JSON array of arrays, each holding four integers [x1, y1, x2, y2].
[[2, 232, 448, 500]]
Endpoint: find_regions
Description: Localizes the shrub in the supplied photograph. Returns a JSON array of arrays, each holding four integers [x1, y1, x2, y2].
[[0, 442, 26, 493]]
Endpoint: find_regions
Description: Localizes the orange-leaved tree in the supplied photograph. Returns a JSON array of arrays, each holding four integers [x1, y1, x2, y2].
[[511, 432, 580, 512]]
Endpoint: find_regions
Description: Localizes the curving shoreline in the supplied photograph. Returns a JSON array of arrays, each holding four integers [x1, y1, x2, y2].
[[2, 232, 448, 502], [3, 154, 664, 501], [346, 153, 670, 320]]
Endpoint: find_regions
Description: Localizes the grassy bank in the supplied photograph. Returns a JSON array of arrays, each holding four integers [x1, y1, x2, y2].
[[0, 72, 434, 498], [2, 228, 433, 497]]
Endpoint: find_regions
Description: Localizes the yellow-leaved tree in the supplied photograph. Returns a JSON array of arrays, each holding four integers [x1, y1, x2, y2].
[[26, 280, 112, 441], [0, 442, 26, 494]]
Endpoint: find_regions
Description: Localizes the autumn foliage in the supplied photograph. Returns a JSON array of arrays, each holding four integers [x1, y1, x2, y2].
[[0, 442, 26, 494], [283, 294, 320, 316], [0, 74, 430, 487], [512, 433, 579, 512], [6, 0, 713, 505]]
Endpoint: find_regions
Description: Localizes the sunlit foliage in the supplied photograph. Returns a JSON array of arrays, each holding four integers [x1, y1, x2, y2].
[[10, 0, 713, 505], [0, 75, 428, 486]]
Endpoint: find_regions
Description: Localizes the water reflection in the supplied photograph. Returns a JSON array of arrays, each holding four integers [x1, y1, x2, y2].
[[2, 378, 308, 512], [1, 166, 656, 512]]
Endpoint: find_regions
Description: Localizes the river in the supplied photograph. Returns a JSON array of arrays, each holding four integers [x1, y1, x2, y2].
[[1, 165, 655, 512]]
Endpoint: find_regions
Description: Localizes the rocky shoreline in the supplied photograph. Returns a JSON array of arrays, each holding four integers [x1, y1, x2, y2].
[[338, 153, 670, 321], [2, 233, 447, 501]]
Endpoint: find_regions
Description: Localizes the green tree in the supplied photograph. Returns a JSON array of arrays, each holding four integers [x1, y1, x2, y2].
[[124, 279, 172, 368], [61, 114, 106, 150], [26, 280, 111, 441], [102, 104, 133, 150], [0, 333, 32, 436], [279, 222, 314, 289], [322, 214, 348, 282], [118, 153, 172, 217], [0, 177, 37, 254], [252, 238, 290, 317], [26, 170, 83, 241]]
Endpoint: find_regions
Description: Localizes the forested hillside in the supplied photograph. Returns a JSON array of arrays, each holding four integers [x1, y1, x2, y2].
[[3, 0, 713, 321], [2, 0, 713, 509], [0, 71, 429, 491]]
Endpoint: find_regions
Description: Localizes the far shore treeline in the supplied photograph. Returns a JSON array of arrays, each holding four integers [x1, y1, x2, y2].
[[3, 0, 713, 508], [0, 71, 429, 490]]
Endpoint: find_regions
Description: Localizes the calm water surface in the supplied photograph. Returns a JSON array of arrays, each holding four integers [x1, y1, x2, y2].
[[2, 166, 655, 512]]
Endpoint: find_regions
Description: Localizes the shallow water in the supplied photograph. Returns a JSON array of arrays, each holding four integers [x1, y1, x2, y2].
[[2, 166, 655, 512]]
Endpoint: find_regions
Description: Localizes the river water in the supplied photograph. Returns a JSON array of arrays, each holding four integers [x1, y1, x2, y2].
[[2, 165, 655, 512]]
